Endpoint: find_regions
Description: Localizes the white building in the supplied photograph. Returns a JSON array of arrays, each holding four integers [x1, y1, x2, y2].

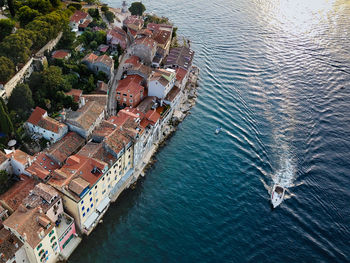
[[25, 107, 68, 143], [148, 69, 176, 99]]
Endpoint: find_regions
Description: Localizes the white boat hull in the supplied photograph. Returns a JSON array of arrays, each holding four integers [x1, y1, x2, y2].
[[271, 184, 285, 208]]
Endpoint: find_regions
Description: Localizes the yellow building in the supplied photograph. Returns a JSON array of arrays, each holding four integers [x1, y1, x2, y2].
[[4, 205, 60, 263], [48, 155, 110, 235]]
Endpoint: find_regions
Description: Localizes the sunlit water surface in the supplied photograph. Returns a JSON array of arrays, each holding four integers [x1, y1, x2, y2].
[[70, 0, 350, 262]]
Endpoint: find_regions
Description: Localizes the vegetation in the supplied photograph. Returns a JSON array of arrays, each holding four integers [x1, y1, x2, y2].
[[0, 19, 15, 41], [78, 29, 106, 49], [128, 2, 145, 16], [0, 56, 15, 83], [57, 25, 76, 50], [67, 2, 81, 10], [144, 14, 169, 25], [18, 6, 40, 27], [0, 99, 14, 139], [104, 10, 114, 23], [7, 83, 34, 119], [88, 8, 100, 19]]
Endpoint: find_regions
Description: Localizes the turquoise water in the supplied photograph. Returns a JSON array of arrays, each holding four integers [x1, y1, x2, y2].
[[70, 0, 350, 262]]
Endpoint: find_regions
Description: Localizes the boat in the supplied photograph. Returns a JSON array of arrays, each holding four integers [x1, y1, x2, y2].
[[271, 184, 285, 208], [215, 126, 222, 134]]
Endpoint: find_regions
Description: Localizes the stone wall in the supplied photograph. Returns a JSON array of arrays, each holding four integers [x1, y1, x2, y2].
[[0, 31, 63, 100]]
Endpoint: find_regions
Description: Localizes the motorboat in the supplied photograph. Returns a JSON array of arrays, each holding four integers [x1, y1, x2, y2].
[[215, 126, 222, 134], [271, 184, 285, 208]]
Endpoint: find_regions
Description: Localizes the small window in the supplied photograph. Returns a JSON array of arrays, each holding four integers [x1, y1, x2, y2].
[[95, 185, 97, 189], [96, 198, 98, 203], [83, 212, 86, 217], [81, 200, 84, 205], [82, 206, 85, 211], [87, 208, 90, 213], [129, 99, 133, 103], [90, 197, 92, 202], [90, 203, 93, 208], [89, 192, 92, 195], [102, 177, 105, 181]]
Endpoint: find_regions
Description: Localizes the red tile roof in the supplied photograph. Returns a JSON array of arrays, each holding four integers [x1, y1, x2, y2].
[[95, 54, 114, 68], [147, 23, 173, 32], [145, 109, 161, 124], [125, 56, 140, 66], [27, 107, 47, 125], [46, 132, 85, 164], [52, 50, 70, 59], [6, 150, 33, 166], [70, 10, 89, 23], [26, 153, 59, 180], [134, 37, 157, 49], [82, 53, 98, 64], [175, 68, 188, 82], [152, 30, 171, 46], [117, 75, 144, 96], [0, 175, 36, 212], [78, 19, 91, 28], [66, 89, 83, 103]]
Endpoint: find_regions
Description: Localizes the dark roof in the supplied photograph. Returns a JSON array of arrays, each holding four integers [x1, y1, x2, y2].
[[165, 46, 195, 70]]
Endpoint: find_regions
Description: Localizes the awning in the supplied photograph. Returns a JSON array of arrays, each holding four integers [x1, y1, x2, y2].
[[83, 211, 99, 230], [96, 197, 110, 213]]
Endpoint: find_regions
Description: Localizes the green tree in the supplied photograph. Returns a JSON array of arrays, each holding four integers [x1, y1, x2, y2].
[[0, 19, 15, 41], [49, 0, 60, 8], [22, 0, 53, 14], [104, 10, 114, 23], [18, 6, 40, 27], [0, 101, 14, 137], [128, 2, 145, 16], [0, 30, 33, 64], [0, 170, 11, 194], [0, 56, 15, 83], [101, 5, 108, 12], [172, 27, 177, 39], [67, 2, 81, 10], [90, 40, 97, 50], [88, 8, 99, 19], [57, 25, 76, 50], [7, 83, 34, 119]]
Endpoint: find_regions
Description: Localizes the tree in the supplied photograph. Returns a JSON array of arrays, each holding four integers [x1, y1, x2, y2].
[[57, 25, 76, 50], [104, 10, 114, 23], [0, 56, 15, 83], [0, 30, 33, 64], [90, 40, 97, 50], [0, 170, 11, 194], [0, 19, 15, 41], [128, 2, 145, 16], [7, 83, 34, 119], [7, 0, 15, 17], [67, 2, 81, 10], [88, 8, 100, 19], [101, 5, 108, 12], [18, 6, 40, 27], [0, 101, 14, 137], [172, 27, 178, 39]]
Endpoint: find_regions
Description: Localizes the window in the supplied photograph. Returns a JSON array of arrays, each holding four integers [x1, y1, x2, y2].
[[89, 192, 92, 195], [87, 208, 90, 213], [82, 206, 85, 211], [123, 93, 127, 96], [37, 244, 43, 251], [102, 190, 106, 195], [117, 92, 120, 95], [91, 203, 93, 208], [129, 99, 133, 103], [81, 200, 84, 205], [49, 230, 54, 237], [117, 96, 120, 100], [38, 249, 44, 256], [95, 185, 97, 189], [130, 95, 133, 97], [96, 198, 98, 203], [102, 177, 105, 181], [83, 212, 86, 217], [90, 197, 92, 202], [57, 200, 60, 205]]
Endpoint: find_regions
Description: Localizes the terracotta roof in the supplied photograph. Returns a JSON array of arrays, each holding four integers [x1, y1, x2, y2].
[[0, 228, 23, 262], [95, 54, 114, 68], [27, 106, 65, 134], [175, 68, 188, 82], [125, 56, 140, 66], [123, 15, 143, 29], [128, 63, 152, 78], [82, 94, 107, 107], [78, 19, 91, 28], [6, 149, 33, 166], [66, 89, 83, 103], [165, 86, 181, 102], [77, 142, 117, 167], [147, 23, 173, 32], [0, 151, 7, 164], [98, 44, 109, 53], [137, 28, 153, 37], [46, 132, 85, 164], [152, 30, 171, 46], [107, 27, 127, 46], [0, 175, 36, 212], [117, 75, 144, 97], [134, 37, 157, 49], [27, 107, 47, 125], [92, 120, 116, 139], [49, 155, 107, 199], [82, 53, 98, 64], [65, 101, 105, 131], [26, 152, 59, 180], [70, 10, 89, 23], [104, 129, 132, 155], [3, 206, 54, 248], [145, 109, 161, 124], [52, 50, 70, 59]]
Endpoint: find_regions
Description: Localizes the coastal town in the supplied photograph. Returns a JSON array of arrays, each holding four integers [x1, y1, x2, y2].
[[0, 1, 198, 262]]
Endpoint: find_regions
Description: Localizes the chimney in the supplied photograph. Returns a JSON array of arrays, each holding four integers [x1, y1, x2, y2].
[[23, 233, 27, 241], [27, 156, 32, 166]]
